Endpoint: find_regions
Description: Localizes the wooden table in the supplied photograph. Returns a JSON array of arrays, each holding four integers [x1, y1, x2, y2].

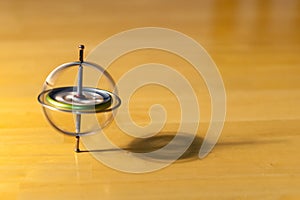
[[0, 0, 299, 199]]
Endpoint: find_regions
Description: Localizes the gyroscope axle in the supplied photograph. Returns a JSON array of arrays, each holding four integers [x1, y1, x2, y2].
[[75, 45, 85, 152]]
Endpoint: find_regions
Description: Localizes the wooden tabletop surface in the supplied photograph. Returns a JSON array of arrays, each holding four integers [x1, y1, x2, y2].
[[0, 0, 299, 199]]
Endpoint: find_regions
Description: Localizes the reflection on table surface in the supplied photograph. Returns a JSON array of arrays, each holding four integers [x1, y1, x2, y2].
[[0, 0, 299, 199]]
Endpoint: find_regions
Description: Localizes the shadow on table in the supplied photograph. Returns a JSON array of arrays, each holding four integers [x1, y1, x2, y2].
[[79, 132, 203, 162], [78, 132, 285, 162], [127, 132, 203, 162]]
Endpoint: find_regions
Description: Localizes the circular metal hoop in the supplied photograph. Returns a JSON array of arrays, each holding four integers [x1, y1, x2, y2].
[[37, 57, 121, 137]]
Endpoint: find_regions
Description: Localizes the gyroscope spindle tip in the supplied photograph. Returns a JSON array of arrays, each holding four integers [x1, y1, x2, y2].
[[79, 45, 85, 63], [79, 44, 85, 49]]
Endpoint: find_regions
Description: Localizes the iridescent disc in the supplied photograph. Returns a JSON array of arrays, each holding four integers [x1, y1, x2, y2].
[[46, 87, 112, 111]]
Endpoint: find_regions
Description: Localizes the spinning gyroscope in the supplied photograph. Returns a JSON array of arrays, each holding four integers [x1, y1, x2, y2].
[[38, 45, 121, 152]]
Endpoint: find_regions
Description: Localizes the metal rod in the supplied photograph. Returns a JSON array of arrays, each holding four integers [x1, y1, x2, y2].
[[75, 45, 85, 152], [77, 66, 83, 96], [75, 114, 81, 133], [79, 44, 84, 63], [75, 135, 81, 152], [77, 45, 84, 97]]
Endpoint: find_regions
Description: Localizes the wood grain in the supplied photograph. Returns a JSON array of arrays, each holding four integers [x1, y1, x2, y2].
[[0, 0, 299, 199]]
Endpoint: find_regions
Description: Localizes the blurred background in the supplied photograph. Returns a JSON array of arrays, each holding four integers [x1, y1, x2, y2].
[[0, 0, 299, 199], [0, 0, 299, 124]]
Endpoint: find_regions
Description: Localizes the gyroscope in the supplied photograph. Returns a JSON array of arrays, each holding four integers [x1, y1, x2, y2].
[[38, 45, 121, 152]]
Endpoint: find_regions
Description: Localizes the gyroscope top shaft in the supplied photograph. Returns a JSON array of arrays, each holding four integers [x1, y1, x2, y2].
[[77, 45, 85, 97], [76, 45, 84, 140]]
